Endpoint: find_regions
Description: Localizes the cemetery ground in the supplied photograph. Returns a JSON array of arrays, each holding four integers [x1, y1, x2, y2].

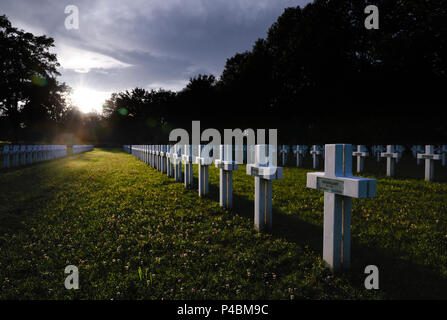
[[0, 149, 446, 300]]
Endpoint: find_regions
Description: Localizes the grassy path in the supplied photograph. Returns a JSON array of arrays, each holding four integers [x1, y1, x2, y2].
[[0, 148, 446, 299]]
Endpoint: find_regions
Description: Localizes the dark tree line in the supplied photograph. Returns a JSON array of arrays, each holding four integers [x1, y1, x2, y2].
[[1, 0, 446, 145]]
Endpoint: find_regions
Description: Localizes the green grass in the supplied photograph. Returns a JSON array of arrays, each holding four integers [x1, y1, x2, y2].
[[0, 148, 446, 299]]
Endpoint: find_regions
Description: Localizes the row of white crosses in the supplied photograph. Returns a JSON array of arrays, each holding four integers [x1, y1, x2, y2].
[[277, 144, 446, 179], [72, 145, 94, 154], [379, 144, 446, 181], [129, 144, 282, 228], [1, 145, 68, 168], [127, 143, 379, 272], [279, 145, 324, 169]]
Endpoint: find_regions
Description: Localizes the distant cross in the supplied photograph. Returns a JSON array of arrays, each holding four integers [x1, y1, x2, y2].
[[372, 145, 384, 162], [411, 145, 424, 165], [159, 145, 167, 173], [279, 145, 289, 166], [247, 144, 256, 165], [439, 145, 447, 167], [155, 144, 162, 172], [2, 145, 10, 168], [172, 144, 183, 182], [417, 145, 441, 182], [36, 146, 43, 162], [246, 145, 283, 232], [293, 145, 307, 167], [215, 145, 238, 208], [380, 145, 400, 177], [310, 145, 323, 169], [307, 144, 376, 271], [150, 145, 155, 167], [352, 145, 369, 173], [196, 145, 213, 197], [167, 145, 175, 178], [182, 145, 194, 188], [20, 145, 26, 166], [26, 145, 34, 165]]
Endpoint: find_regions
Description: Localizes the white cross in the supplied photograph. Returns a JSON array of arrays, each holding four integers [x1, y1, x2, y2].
[[372, 145, 384, 162], [246, 145, 283, 231], [310, 145, 323, 169], [438, 145, 447, 167], [279, 145, 289, 166], [2, 145, 10, 168], [172, 145, 183, 182], [196, 145, 213, 197], [247, 145, 256, 165], [380, 145, 400, 177], [19, 145, 26, 166], [26, 145, 34, 164], [411, 145, 424, 165], [352, 145, 369, 173], [151, 145, 156, 168], [159, 145, 166, 173], [182, 145, 194, 188], [166, 145, 175, 177], [307, 144, 376, 271], [417, 145, 441, 182], [215, 145, 238, 209], [293, 145, 307, 167]]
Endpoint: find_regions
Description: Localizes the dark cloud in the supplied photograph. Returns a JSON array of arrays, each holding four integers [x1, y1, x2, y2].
[[2, 0, 311, 94]]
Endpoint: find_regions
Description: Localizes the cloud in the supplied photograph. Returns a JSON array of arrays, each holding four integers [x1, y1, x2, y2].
[[1, 0, 312, 95], [56, 44, 132, 73]]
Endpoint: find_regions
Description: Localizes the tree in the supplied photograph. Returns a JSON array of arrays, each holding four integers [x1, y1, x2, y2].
[[0, 15, 65, 142]]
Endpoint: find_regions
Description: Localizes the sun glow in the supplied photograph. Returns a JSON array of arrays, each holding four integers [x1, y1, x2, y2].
[[71, 87, 110, 113]]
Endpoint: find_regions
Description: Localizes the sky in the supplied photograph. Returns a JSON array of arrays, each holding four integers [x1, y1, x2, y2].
[[2, 0, 310, 113]]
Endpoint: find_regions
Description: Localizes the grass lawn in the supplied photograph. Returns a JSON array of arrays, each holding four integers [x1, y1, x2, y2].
[[0, 148, 446, 299]]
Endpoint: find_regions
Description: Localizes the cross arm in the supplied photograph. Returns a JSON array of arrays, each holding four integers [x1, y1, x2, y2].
[[246, 164, 283, 180], [215, 160, 238, 171], [307, 172, 376, 198]]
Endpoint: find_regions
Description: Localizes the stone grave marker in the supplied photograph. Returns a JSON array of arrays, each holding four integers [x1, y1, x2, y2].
[[172, 144, 183, 182], [182, 145, 194, 188], [246, 145, 283, 231], [292, 145, 307, 167], [196, 145, 213, 197], [417, 145, 441, 182], [307, 144, 376, 271], [215, 145, 238, 209], [352, 145, 369, 173], [2, 145, 10, 168], [380, 145, 400, 177], [310, 145, 323, 169], [279, 145, 289, 166], [411, 145, 424, 165]]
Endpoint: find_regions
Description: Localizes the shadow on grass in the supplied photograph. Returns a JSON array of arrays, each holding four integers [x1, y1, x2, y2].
[[201, 175, 447, 299], [91, 149, 447, 299]]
